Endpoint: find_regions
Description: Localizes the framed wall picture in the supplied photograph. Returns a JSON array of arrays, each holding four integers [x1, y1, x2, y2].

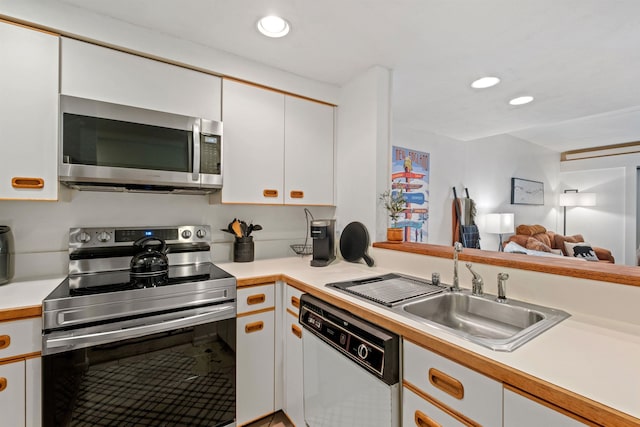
[[511, 177, 544, 205]]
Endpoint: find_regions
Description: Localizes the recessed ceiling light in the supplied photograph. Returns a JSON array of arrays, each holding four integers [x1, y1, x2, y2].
[[470, 76, 500, 89], [257, 15, 290, 38], [509, 96, 534, 106]]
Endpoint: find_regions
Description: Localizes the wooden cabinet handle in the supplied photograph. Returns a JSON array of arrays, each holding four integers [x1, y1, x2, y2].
[[247, 294, 266, 305], [245, 321, 264, 334], [414, 410, 441, 427], [291, 296, 300, 309], [429, 368, 464, 400], [0, 377, 6, 392], [291, 324, 302, 339], [290, 190, 304, 199], [0, 335, 10, 350], [11, 177, 44, 189], [263, 189, 278, 198]]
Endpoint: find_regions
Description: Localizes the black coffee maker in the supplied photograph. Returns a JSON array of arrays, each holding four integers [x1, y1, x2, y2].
[[310, 219, 336, 267]]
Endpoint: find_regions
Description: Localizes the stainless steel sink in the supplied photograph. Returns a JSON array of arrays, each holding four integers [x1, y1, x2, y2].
[[396, 291, 570, 352]]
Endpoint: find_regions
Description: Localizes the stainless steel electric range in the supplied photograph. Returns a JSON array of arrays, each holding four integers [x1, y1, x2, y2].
[[42, 225, 237, 427]]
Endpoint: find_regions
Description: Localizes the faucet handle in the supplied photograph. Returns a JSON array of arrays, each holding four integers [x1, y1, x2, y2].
[[454, 242, 463, 252], [465, 263, 484, 296]]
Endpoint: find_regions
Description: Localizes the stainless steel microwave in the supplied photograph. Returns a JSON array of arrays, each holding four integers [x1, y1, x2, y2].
[[59, 95, 223, 194]]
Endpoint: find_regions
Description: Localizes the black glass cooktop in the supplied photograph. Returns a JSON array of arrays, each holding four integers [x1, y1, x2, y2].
[[49, 263, 234, 299]]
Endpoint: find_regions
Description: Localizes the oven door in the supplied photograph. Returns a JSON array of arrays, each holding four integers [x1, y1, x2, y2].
[[43, 309, 236, 427]]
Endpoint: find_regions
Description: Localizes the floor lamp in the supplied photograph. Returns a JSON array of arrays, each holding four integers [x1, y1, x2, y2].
[[485, 213, 514, 251], [558, 189, 596, 235]]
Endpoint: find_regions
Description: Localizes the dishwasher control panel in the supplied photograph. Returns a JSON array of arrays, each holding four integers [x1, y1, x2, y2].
[[300, 293, 399, 385]]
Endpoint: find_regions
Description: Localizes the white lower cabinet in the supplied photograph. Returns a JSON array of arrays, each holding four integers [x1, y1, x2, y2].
[[0, 360, 26, 426], [403, 340, 502, 426], [504, 387, 587, 426], [283, 285, 304, 426], [236, 285, 276, 426], [403, 386, 466, 427]]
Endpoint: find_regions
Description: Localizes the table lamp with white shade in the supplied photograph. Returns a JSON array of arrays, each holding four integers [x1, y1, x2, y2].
[[485, 213, 515, 251]]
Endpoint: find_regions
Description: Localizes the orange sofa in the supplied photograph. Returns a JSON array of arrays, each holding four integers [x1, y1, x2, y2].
[[505, 224, 614, 263]]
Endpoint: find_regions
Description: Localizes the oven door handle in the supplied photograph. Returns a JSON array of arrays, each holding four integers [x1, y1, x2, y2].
[[44, 303, 235, 353]]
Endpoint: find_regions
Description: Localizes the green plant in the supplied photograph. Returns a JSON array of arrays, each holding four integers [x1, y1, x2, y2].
[[379, 189, 407, 226]]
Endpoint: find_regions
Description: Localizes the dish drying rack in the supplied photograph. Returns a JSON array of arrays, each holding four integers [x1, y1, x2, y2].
[[290, 208, 314, 256]]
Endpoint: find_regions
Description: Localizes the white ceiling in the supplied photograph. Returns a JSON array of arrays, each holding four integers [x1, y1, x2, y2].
[[60, 0, 640, 152]]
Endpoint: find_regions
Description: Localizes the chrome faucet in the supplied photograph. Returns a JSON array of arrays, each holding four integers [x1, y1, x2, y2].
[[465, 263, 484, 296], [452, 242, 463, 291], [496, 272, 509, 303]]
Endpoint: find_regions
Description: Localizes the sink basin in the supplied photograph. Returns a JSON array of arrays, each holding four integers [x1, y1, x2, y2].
[[397, 291, 570, 351]]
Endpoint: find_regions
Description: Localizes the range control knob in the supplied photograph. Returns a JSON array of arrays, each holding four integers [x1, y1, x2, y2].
[[97, 231, 111, 243], [357, 344, 369, 359], [77, 232, 91, 243], [196, 229, 207, 239], [181, 230, 192, 239]]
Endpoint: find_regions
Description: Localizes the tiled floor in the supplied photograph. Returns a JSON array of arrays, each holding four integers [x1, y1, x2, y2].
[[244, 411, 294, 427]]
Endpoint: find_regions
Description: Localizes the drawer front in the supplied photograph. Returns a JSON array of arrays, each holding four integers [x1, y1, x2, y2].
[[0, 318, 41, 360], [286, 285, 303, 315], [0, 360, 26, 427], [403, 340, 502, 426], [237, 284, 275, 314], [403, 386, 467, 427]]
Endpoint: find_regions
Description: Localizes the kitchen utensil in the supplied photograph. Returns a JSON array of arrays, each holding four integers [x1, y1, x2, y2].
[[130, 237, 169, 287], [231, 219, 243, 238], [240, 220, 248, 236], [340, 222, 374, 267], [0, 226, 14, 285]]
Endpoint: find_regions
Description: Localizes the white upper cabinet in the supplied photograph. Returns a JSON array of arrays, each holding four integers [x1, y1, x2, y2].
[[0, 21, 59, 200], [60, 38, 221, 120], [221, 78, 335, 205], [284, 96, 335, 205], [221, 79, 285, 203]]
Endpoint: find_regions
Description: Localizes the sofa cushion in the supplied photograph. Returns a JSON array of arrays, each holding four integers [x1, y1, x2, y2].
[[516, 224, 547, 236], [564, 241, 599, 261], [526, 237, 552, 253], [554, 234, 585, 256]]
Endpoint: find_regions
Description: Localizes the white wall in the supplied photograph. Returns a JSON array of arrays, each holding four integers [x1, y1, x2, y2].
[[0, 186, 335, 280], [336, 66, 391, 242], [561, 153, 640, 265], [390, 127, 561, 250]]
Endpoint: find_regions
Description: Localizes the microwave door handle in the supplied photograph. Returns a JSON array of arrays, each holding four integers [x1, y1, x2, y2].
[[192, 119, 201, 181]]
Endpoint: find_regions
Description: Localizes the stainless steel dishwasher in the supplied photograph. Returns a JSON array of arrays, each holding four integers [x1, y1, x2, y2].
[[299, 294, 400, 427]]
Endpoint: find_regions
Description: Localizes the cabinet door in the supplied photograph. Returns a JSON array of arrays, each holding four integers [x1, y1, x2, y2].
[[403, 340, 502, 426], [284, 312, 304, 427], [403, 386, 466, 427], [236, 310, 275, 425], [0, 22, 58, 200], [0, 360, 26, 427], [221, 79, 285, 204], [504, 388, 587, 427], [284, 96, 335, 205], [60, 38, 221, 120]]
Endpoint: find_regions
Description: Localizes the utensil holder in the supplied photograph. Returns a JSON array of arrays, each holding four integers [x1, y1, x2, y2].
[[234, 236, 254, 262]]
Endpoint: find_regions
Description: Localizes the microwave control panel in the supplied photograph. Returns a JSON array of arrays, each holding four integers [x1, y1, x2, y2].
[[200, 134, 221, 174]]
